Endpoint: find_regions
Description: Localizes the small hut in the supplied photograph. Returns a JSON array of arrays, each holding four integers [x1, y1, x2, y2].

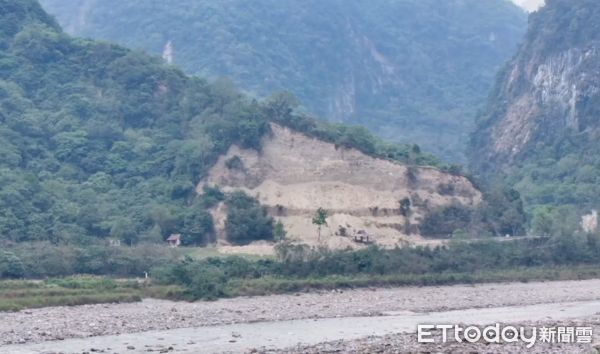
[[166, 234, 182, 247]]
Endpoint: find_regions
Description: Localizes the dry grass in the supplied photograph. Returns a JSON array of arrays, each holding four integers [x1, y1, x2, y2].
[[0, 277, 183, 312]]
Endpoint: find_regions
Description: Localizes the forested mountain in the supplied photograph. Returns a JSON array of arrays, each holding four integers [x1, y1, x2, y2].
[[0, 0, 444, 246], [39, 0, 527, 161], [470, 0, 600, 233]]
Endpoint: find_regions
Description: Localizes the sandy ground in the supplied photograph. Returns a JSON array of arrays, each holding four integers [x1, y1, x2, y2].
[[200, 124, 481, 249], [2, 279, 600, 350]]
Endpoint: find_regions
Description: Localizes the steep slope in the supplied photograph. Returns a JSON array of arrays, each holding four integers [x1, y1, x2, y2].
[[39, 0, 527, 161], [0, 0, 479, 247], [470, 0, 600, 221], [201, 124, 481, 249], [0, 0, 273, 244]]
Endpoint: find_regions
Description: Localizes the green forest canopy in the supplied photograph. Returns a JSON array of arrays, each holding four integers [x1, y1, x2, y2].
[[469, 0, 600, 234], [39, 0, 527, 162], [0, 0, 442, 246]]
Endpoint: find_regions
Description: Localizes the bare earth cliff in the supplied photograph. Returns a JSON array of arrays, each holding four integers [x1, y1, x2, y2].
[[200, 124, 480, 250]]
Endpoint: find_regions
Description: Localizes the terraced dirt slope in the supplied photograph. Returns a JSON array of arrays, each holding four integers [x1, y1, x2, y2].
[[200, 124, 481, 249]]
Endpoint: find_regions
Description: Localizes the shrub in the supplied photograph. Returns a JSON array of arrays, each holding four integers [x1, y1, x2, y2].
[[274, 221, 287, 241], [399, 197, 411, 216], [180, 209, 214, 246], [7, 242, 179, 278], [225, 155, 244, 170], [0, 251, 25, 279], [155, 234, 600, 300], [420, 204, 473, 238], [198, 185, 225, 208], [225, 191, 274, 245]]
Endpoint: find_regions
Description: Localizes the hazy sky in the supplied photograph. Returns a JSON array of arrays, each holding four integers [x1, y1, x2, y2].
[[511, 0, 545, 12]]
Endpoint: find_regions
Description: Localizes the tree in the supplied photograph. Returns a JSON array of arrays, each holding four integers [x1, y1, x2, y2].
[[312, 207, 328, 242], [481, 187, 527, 236], [274, 220, 287, 241], [110, 217, 138, 246], [399, 197, 411, 217], [531, 205, 554, 236], [198, 185, 225, 208], [264, 91, 299, 123], [420, 204, 472, 238], [181, 210, 214, 246], [225, 191, 274, 245], [0, 251, 25, 279]]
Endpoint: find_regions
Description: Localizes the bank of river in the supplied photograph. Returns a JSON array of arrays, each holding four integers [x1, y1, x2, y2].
[[2, 279, 600, 353], [3, 300, 600, 353]]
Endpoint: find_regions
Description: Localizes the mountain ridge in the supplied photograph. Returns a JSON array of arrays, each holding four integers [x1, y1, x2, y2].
[[39, 0, 528, 161], [469, 0, 600, 230], [0, 0, 481, 247]]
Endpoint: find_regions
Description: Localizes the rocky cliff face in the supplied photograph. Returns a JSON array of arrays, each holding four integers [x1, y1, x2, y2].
[[200, 124, 481, 249], [471, 0, 600, 174]]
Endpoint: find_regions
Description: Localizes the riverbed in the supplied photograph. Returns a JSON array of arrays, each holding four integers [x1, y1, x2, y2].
[[2, 279, 600, 353], [3, 300, 600, 353]]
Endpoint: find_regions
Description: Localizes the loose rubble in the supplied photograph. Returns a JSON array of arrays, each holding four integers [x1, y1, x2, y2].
[[2, 279, 600, 352], [277, 320, 600, 354]]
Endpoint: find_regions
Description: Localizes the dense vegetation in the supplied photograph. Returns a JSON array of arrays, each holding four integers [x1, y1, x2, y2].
[[4, 2, 597, 312], [154, 234, 600, 300], [3, 234, 600, 304], [225, 191, 274, 245], [1, 243, 179, 278], [470, 0, 600, 234], [40, 0, 527, 161], [421, 186, 527, 238], [0, 3, 257, 245], [0, 0, 441, 247], [266, 92, 442, 167], [0, 0, 593, 311], [523, 0, 600, 58], [508, 133, 600, 235], [0, 277, 180, 311]]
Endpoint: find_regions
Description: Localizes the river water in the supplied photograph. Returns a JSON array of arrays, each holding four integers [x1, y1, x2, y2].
[[4, 300, 600, 353]]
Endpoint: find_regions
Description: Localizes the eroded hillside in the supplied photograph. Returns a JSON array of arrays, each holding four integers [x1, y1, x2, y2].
[[200, 124, 481, 249]]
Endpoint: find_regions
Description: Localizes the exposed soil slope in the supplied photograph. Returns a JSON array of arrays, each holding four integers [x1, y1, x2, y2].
[[200, 124, 481, 248]]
